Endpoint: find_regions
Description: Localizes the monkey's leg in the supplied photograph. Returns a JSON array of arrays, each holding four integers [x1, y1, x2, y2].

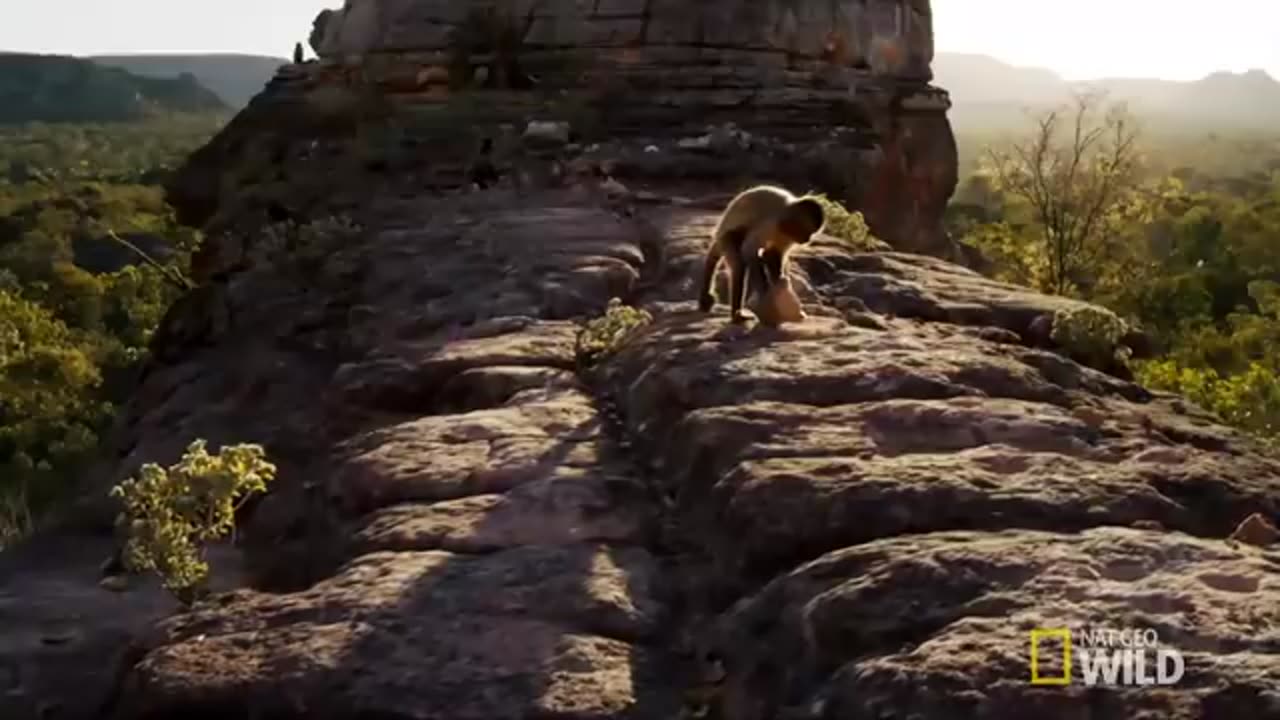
[[727, 254, 750, 323], [698, 241, 726, 312], [746, 251, 772, 306]]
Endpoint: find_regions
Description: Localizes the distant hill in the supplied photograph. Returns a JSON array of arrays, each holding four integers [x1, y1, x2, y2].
[[0, 53, 228, 124], [934, 53, 1280, 133], [91, 54, 287, 108]]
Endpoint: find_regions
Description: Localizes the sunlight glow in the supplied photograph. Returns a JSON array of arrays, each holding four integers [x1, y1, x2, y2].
[[0, 0, 1276, 82]]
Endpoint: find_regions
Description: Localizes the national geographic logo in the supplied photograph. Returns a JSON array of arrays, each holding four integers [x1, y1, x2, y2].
[[1029, 627, 1185, 687]]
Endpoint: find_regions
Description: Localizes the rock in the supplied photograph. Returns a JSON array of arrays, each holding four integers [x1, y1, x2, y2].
[[522, 120, 571, 147], [1228, 512, 1280, 547], [677, 135, 713, 151], [0, 534, 244, 720], [112, 545, 677, 719], [167, 2, 962, 257], [98, 575, 129, 593], [706, 528, 1280, 719], [600, 177, 630, 197], [708, 123, 752, 151], [11, 184, 1280, 720], [308, 9, 336, 57]]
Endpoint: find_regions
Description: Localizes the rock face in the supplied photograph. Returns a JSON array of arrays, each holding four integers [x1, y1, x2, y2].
[[170, 0, 959, 261], [5, 3, 1280, 720], [4, 185, 1278, 719]]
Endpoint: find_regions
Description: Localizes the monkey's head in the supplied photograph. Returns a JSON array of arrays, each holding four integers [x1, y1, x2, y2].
[[777, 197, 826, 244]]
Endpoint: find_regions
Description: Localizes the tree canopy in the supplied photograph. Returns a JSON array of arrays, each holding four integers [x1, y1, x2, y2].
[[0, 117, 213, 545], [954, 93, 1280, 448]]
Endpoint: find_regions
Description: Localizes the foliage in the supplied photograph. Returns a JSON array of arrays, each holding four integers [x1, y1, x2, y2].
[[0, 116, 226, 184], [982, 90, 1144, 295], [809, 194, 889, 252], [111, 440, 276, 602], [0, 485, 34, 548], [575, 298, 653, 367], [0, 289, 112, 510], [955, 104, 1280, 447], [961, 221, 1043, 287], [1049, 305, 1132, 368], [0, 117, 220, 546], [1136, 360, 1280, 447]]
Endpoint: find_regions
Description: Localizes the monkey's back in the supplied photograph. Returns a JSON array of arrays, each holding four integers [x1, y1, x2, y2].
[[713, 185, 797, 242]]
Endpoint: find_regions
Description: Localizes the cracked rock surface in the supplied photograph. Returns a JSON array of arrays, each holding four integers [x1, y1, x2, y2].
[[4, 187, 1276, 720]]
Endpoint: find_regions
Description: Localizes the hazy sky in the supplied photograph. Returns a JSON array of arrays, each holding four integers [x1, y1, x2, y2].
[[2, 0, 1277, 82]]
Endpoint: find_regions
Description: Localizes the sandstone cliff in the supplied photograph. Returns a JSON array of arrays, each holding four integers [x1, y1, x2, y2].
[[3, 2, 1280, 720], [169, 0, 958, 261]]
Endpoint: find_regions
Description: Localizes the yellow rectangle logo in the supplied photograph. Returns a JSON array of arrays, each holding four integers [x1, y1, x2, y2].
[[1029, 628, 1072, 685]]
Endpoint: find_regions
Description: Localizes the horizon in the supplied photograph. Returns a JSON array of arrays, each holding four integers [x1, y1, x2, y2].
[[1, 0, 1277, 83]]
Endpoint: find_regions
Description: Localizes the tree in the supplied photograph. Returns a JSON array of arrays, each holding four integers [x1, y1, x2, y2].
[[0, 119, 217, 544], [984, 90, 1144, 296], [0, 289, 109, 511], [293, 42, 305, 65]]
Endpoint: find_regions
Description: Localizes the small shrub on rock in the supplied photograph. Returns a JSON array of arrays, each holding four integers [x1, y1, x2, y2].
[[575, 298, 652, 367], [111, 439, 276, 604], [809, 194, 890, 252], [1050, 305, 1133, 369]]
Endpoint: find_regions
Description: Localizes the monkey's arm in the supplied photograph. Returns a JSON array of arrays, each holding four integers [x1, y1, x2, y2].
[[759, 247, 785, 287], [727, 228, 762, 322], [700, 228, 745, 312], [727, 253, 749, 322]]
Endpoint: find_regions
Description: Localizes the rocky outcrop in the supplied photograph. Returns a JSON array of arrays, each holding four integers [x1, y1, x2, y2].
[[5, 183, 1278, 719], [170, 0, 960, 262], [5, 3, 1280, 720]]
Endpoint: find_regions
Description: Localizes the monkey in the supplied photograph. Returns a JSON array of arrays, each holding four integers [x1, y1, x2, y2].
[[697, 185, 825, 323]]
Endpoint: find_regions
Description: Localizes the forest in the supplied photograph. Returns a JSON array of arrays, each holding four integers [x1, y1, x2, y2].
[[0, 116, 225, 544], [1, 93, 1277, 546], [950, 91, 1280, 446]]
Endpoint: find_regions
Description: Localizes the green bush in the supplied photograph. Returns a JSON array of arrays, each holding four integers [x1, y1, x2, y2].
[[111, 439, 277, 603], [1137, 360, 1280, 446], [0, 488, 33, 549], [0, 289, 111, 515], [575, 298, 652, 367], [1050, 305, 1132, 368], [0, 118, 216, 541], [808, 194, 890, 252]]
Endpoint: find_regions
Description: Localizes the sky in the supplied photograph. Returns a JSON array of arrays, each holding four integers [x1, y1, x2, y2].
[[1, 0, 1277, 82]]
